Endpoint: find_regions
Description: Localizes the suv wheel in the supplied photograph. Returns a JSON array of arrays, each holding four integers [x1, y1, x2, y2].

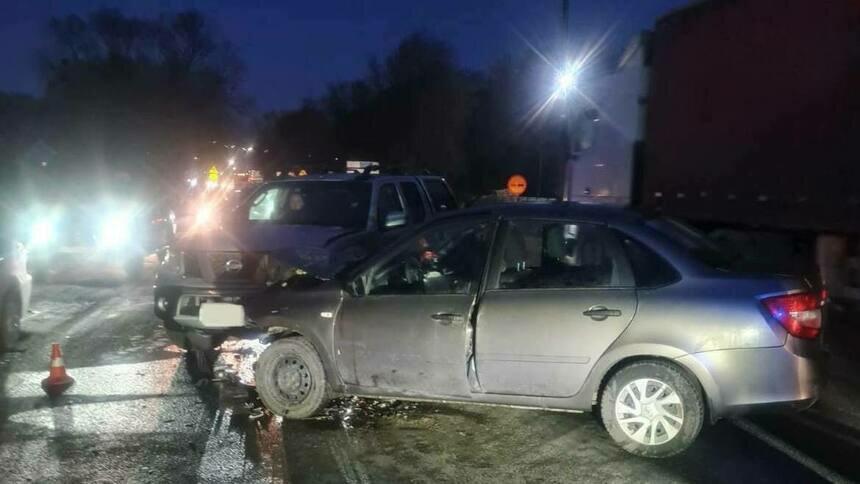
[[600, 360, 704, 458], [0, 290, 22, 351], [255, 337, 328, 418]]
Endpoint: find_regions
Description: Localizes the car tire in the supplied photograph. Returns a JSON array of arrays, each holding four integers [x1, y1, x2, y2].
[[599, 360, 704, 458], [255, 337, 328, 419], [0, 289, 22, 352]]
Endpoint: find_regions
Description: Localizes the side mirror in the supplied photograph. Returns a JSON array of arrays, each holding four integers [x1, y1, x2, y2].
[[383, 211, 407, 229]]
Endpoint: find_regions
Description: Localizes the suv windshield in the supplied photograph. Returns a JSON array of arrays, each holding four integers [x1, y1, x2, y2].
[[647, 218, 736, 271], [247, 181, 371, 228]]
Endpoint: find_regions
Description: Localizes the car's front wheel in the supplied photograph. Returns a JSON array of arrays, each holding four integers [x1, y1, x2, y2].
[[255, 337, 328, 419], [0, 290, 22, 351], [600, 360, 704, 458]]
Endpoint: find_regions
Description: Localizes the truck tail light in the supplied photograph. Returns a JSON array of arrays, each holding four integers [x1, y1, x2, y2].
[[761, 293, 821, 340]]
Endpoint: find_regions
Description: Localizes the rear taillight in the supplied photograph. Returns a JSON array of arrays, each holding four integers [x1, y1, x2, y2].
[[761, 292, 821, 339]]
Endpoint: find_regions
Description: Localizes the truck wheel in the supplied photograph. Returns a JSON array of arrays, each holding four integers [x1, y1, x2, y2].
[[0, 290, 22, 351], [599, 360, 704, 458], [255, 337, 328, 419]]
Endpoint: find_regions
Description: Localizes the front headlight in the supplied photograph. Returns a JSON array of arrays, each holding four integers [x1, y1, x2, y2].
[[29, 218, 55, 247], [195, 204, 214, 227], [97, 212, 132, 249]]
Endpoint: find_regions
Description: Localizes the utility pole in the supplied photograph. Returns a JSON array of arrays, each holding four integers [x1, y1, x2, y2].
[[560, 0, 574, 200], [562, 0, 570, 49]]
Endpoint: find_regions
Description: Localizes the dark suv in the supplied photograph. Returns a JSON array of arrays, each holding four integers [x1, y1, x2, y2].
[[154, 173, 457, 353]]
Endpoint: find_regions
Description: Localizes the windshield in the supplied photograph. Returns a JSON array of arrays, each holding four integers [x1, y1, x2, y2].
[[647, 218, 736, 271], [247, 181, 371, 228]]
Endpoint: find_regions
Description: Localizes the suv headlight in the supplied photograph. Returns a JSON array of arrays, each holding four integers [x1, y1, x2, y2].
[[29, 218, 55, 247]]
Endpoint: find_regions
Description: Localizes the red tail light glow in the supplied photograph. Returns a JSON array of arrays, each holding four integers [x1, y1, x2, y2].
[[761, 292, 821, 339]]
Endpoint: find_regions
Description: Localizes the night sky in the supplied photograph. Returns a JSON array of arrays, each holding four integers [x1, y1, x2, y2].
[[0, 0, 688, 111]]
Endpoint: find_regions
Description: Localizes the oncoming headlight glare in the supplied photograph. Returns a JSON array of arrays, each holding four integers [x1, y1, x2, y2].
[[30, 219, 55, 246], [98, 212, 132, 249], [195, 204, 214, 227]]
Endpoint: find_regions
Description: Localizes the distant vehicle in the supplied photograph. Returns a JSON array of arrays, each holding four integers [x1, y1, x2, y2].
[[154, 172, 458, 371], [564, 0, 860, 306], [199, 202, 823, 458], [0, 235, 32, 350], [18, 198, 168, 279]]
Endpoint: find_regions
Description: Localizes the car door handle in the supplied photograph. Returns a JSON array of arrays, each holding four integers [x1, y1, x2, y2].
[[431, 312, 465, 326], [583, 306, 622, 321]]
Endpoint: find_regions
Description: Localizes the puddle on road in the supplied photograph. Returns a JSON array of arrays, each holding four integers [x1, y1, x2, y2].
[[204, 376, 547, 483], [304, 396, 491, 431], [206, 379, 505, 483]]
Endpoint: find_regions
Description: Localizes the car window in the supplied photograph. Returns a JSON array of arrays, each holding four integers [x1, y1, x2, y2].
[[423, 179, 456, 212], [647, 218, 736, 271], [399, 182, 426, 224], [249, 186, 288, 221], [365, 221, 492, 295], [247, 181, 371, 228], [377, 183, 404, 226], [613, 230, 680, 287], [493, 220, 633, 289]]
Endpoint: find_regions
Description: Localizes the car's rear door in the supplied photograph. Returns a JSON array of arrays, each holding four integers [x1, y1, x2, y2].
[[335, 217, 495, 397], [474, 218, 637, 398]]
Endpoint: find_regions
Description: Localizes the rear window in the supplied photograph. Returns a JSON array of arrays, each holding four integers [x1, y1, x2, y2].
[[422, 179, 456, 212], [647, 218, 736, 271], [613, 230, 680, 287]]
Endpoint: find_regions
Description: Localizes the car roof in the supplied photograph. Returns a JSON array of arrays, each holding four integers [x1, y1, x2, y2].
[[431, 201, 643, 225]]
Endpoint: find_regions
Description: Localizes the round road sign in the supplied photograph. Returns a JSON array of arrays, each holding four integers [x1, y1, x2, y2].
[[506, 174, 527, 196]]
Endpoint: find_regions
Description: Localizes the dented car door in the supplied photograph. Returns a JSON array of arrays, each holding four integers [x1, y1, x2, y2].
[[335, 219, 494, 397]]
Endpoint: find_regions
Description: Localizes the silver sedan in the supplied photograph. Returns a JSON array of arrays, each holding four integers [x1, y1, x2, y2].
[[206, 202, 824, 458]]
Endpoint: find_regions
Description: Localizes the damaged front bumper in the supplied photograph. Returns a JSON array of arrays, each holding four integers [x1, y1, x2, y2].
[[214, 331, 270, 387]]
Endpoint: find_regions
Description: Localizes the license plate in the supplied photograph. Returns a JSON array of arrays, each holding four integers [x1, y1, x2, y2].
[[198, 303, 246, 328]]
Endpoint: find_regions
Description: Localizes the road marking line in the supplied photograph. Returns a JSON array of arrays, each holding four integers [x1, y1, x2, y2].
[[789, 413, 860, 448], [732, 418, 851, 484]]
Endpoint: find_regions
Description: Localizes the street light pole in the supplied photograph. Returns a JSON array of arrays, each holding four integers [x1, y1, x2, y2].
[[562, 0, 570, 48], [561, 0, 574, 200]]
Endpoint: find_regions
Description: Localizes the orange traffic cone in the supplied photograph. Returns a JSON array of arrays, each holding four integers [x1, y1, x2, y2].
[[41, 343, 75, 397]]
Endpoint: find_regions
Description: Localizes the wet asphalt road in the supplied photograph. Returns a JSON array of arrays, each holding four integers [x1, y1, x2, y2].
[[0, 278, 852, 483]]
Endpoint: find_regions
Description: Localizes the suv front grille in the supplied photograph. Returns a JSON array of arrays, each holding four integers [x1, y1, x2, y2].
[[207, 251, 266, 283]]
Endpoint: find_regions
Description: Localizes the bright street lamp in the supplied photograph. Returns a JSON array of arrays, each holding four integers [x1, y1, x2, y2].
[[556, 64, 578, 96]]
